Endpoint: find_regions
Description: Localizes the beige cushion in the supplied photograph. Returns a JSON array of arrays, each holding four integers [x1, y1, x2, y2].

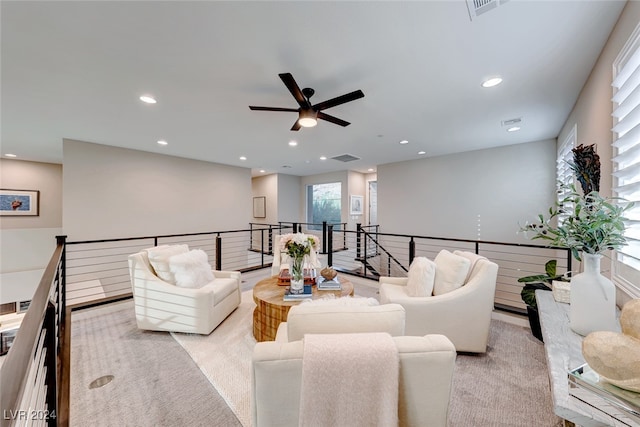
[[279, 303, 406, 342], [406, 256, 436, 297], [433, 249, 471, 295], [169, 249, 214, 288], [453, 250, 487, 284], [145, 244, 189, 284]]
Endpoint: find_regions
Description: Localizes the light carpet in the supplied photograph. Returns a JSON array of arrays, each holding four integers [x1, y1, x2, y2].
[[171, 290, 562, 427], [171, 290, 257, 427]]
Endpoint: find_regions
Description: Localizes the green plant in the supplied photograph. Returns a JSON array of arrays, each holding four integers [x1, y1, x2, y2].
[[518, 260, 568, 309], [520, 183, 632, 261]]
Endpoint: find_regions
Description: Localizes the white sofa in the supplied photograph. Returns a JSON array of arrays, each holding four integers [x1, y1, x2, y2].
[[274, 302, 406, 342], [379, 250, 499, 353], [252, 334, 456, 427], [128, 246, 241, 335]]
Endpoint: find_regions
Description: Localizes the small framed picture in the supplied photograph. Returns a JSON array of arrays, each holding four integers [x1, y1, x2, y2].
[[253, 196, 266, 218], [0, 189, 40, 216], [350, 195, 364, 215], [0, 329, 17, 356]]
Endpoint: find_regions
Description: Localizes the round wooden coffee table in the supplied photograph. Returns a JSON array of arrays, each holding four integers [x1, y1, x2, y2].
[[252, 275, 354, 342]]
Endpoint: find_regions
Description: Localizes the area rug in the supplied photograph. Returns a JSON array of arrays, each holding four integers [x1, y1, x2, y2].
[[171, 291, 561, 427], [171, 291, 257, 427]]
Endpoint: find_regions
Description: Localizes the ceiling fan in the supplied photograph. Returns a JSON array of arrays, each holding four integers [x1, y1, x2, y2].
[[249, 73, 365, 131]]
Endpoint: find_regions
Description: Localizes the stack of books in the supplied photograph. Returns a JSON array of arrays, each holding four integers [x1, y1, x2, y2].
[[283, 285, 313, 301], [317, 276, 341, 291]]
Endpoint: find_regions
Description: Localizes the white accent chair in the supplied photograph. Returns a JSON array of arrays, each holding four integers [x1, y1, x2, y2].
[[128, 247, 241, 335], [379, 251, 499, 353], [270, 234, 321, 276], [252, 334, 456, 427]]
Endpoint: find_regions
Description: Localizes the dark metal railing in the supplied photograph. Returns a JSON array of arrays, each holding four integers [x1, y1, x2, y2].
[[0, 236, 68, 427], [324, 226, 572, 313], [0, 221, 574, 426]]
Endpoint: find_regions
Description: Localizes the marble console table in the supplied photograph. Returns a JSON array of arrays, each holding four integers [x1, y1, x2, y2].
[[536, 290, 637, 426]]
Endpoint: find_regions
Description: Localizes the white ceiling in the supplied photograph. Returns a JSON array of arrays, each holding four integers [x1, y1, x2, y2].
[[1, 1, 626, 176]]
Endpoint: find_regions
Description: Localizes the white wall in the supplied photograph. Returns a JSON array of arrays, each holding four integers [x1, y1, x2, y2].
[[0, 159, 63, 303], [277, 174, 301, 223], [251, 174, 278, 225], [63, 139, 252, 240], [378, 139, 556, 243]]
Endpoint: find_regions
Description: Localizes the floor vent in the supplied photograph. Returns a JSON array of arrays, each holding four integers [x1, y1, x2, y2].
[[331, 154, 360, 163], [466, 0, 508, 20]]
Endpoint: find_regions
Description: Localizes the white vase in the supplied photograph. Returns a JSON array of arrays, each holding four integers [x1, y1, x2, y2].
[[569, 253, 617, 336]]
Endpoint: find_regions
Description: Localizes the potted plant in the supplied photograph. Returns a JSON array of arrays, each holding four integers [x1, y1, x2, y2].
[[518, 260, 569, 341], [520, 144, 633, 335]]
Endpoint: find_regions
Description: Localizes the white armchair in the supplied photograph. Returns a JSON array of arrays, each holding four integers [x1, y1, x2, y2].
[[379, 250, 498, 353], [128, 246, 241, 335], [252, 334, 456, 427]]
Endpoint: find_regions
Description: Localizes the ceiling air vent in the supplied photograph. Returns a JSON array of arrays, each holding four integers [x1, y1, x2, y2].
[[466, 0, 508, 20], [501, 117, 522, 127], [331, 154, 360, 163]]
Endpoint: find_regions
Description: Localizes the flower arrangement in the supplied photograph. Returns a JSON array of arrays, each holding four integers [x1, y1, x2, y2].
[[279, 233, 319, 259], [279, 233, 320, 284]]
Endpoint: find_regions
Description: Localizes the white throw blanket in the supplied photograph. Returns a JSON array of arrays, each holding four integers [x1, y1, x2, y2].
[[299, 332, 399, 427]]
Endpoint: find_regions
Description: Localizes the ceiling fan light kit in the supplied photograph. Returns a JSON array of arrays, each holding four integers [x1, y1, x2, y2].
[[298, 110, 318, 127], [249, 73, 364, 131]]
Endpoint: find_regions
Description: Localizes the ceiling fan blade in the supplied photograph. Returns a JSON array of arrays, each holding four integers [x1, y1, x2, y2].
[[317, 112, 350, 127], [290, 120, 302, 131], [279, 73, 310, 109], [249, 106, 299, 112], [313, 90, 365, 111]]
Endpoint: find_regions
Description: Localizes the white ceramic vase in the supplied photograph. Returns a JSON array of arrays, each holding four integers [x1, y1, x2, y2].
[[569, 253, 617, 336]]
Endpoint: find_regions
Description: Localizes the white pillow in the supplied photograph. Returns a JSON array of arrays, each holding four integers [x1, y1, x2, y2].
[[300, 295, 379, 306], [146, 244, 189, 284], [433, 250, 471, 295], [168, 249, 214, 288], [406, 257, 436, 297], [453, 250, 487, 284]]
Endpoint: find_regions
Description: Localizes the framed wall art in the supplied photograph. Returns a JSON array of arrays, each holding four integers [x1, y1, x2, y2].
[[253, 196, 266, 218], [350, 195, 364, 215], [0, 189, 39, 216]]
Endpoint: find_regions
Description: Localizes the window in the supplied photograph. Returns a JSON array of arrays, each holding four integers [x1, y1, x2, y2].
[[306, 182, 341, 230], [612, 24, 640, 297], [557, 125, 576, 222]]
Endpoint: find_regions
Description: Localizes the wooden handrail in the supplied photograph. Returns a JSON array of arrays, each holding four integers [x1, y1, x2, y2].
[[0, 240, 67, 427]]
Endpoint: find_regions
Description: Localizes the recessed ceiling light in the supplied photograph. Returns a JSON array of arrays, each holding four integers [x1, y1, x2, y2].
[[320, 156, 327, 160], [5, 153, 17, 158], [289, 141, 298, 147], [139, 95, 157, 104], [240, 156, 247, 161], [157, 140, 168, 146], [507, 126, 521, 132], [259, 169, 266, 173], [367, 168, 374, 172], [399, 140, 409, 145], [418, 151, 426, 155], [481, 77, 503, 88]]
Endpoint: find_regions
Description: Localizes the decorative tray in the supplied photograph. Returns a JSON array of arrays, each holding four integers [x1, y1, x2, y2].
[[568, 363, 640, 424]]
